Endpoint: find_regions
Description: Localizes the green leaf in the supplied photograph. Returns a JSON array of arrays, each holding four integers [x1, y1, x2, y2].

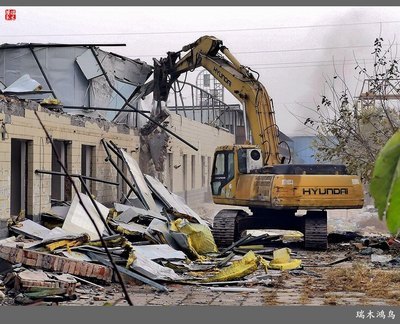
[[386, 159, 400, 234], [370, 131, 400, 234]]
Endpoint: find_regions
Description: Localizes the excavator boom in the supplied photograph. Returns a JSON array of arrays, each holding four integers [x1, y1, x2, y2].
[[153, 35, 281, 165]]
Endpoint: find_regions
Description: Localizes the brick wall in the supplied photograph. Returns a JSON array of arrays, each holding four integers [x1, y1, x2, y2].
[[0, 100, 235, 237], [0, 102, 140, 235]]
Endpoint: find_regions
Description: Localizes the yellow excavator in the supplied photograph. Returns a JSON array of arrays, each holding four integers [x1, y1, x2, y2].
[[153, 36, 364, 250]]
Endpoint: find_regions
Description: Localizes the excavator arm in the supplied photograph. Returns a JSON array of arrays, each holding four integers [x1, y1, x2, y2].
[[153, 35, 281, 165]]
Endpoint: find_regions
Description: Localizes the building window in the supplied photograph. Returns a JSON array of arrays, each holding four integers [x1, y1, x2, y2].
[[191, 155, 196, 189], [183, 154, 187, 201], [207, 156, 211, 192], [51, 140, 71, 202], [203, 74, 210, 87], [201, 156, 205, 188], [167, 153, 174, 191], [81, 145, 95, 193]]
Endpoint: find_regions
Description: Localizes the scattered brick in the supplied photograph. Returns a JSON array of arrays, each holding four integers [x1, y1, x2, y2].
[[0, 245, 112, 282]]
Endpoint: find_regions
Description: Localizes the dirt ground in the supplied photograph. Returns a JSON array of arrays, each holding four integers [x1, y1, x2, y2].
[[1, 205, 399, 306], [50, 247, 399, 307]]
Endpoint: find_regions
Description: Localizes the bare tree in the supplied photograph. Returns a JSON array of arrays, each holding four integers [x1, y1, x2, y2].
[[305, 38, 400, 182]]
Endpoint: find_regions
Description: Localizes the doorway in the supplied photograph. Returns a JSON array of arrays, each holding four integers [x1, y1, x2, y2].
[[10, 139, 32, 217]]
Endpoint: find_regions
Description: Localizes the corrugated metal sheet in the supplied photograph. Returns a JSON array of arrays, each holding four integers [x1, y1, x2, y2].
[[0, 45, 152, 121]]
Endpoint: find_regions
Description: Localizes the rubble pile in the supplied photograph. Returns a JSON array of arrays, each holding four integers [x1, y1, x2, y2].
[[0, 140, 305, 306], [0, 140, 399, 305]]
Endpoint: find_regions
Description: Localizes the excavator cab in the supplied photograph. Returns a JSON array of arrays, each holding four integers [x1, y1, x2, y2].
[[211, 145, 264, 197], [210, 147, 235, 197]]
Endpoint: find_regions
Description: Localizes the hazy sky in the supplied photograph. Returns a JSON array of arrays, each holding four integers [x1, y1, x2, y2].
[[1, 6, 400, 135]]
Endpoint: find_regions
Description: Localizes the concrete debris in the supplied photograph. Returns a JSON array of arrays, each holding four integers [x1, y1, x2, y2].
[[146, 130, 170, 172], [371, 254, 393, 263], [0, 236, 42, 249], [140, 103, 170, 136], [1, 137, 398, 306], [59, 251, 93, 262], [14, 269, 77, 299], [359, 247, 380, 255]]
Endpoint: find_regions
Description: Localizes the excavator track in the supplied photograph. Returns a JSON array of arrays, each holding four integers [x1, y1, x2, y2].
[[303, 211, 328, 251], [212, 209, 248, 248]]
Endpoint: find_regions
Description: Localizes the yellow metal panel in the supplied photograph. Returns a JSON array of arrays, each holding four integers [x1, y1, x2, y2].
[[271, 174, 364, 208], [214, 173, 364, 210]]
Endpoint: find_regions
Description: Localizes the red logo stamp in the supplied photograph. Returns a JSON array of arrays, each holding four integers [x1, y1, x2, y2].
[[5, 9, 16, 21]]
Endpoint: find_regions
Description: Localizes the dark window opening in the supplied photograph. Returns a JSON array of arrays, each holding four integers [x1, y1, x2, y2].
[[238, 149, 247, 174], [11, 139, 31, 217], [51, 140, 71, 202], [81, 145, 95, 193]]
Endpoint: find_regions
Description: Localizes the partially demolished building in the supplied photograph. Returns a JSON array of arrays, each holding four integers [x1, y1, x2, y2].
[[0, 44, 235, 238]]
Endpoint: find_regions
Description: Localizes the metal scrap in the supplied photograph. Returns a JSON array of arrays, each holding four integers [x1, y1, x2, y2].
[[62, 193, 109, 241], [114, 204, 166, 222], [87, 252, 168, 293], [202, 251, 267, 283], [9, 219, 51, 240], [130, 253, 182, 281], [133, 244, 186, 261], [2, 74, 42, 93], [268, 248, 302, 271], [112, 221, 148, 236], [120, 149, 158, 211], [145, 175, 206, 225]]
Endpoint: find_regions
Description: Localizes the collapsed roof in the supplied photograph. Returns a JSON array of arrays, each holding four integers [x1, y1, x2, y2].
[[0, 43, 153, 122]]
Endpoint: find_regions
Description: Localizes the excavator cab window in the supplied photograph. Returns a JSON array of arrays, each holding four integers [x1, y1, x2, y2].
[[238, 149, 247, 174], [211, 151, 234, 195]]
